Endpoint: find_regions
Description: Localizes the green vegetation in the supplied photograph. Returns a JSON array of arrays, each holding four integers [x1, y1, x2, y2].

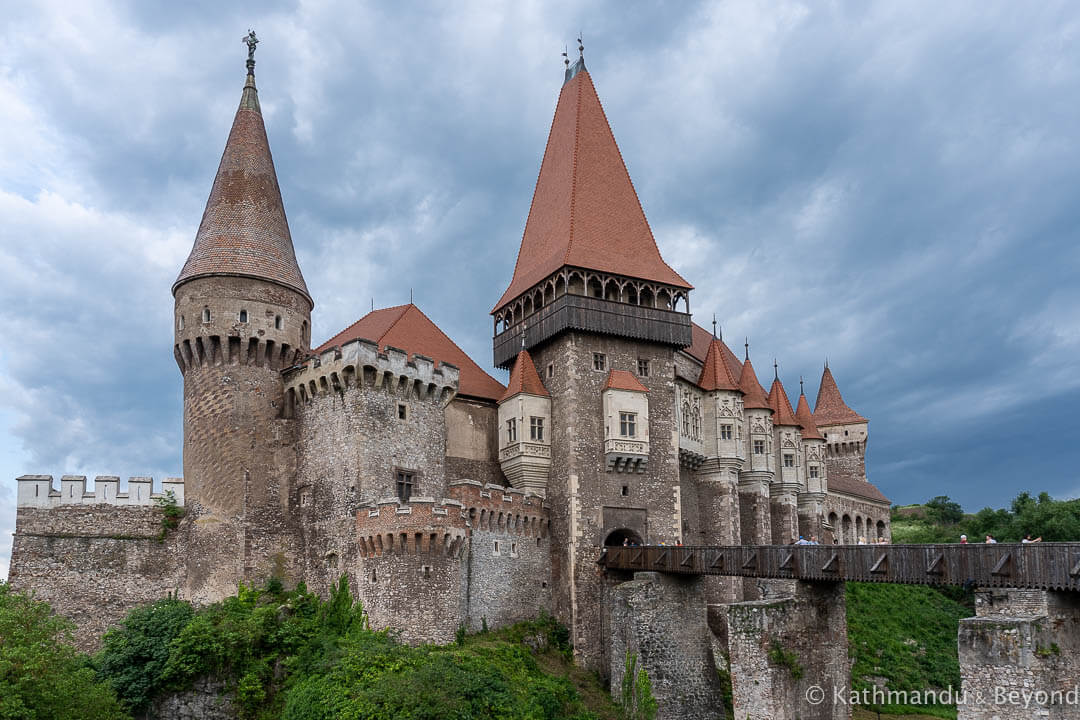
[[619, 652, 657, 720], [0, 581, 128, 720], [92, 576, 611, 720], [153, 489, 185, 542], [891, 492, 1080, 544], [766, 639, 804, 681]]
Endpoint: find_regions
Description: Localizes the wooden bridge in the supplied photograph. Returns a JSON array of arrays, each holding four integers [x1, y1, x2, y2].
[[599, 543, 1080, 592]]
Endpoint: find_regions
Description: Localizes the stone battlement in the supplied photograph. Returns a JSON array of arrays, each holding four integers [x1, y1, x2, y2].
[[174, 333, 304, 375], [16, 475, 184, 508], [284, 338, 459, 408]]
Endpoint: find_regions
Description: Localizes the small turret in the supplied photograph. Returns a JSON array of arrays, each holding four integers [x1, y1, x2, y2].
[[697, 336, 743, 460], [498, 348, 552, 495], [795, 384, 828, 541], [738, 346, 773, 473]]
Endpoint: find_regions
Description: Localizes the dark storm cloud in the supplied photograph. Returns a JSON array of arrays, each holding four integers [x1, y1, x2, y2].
[[1, 0, 1078, 575]]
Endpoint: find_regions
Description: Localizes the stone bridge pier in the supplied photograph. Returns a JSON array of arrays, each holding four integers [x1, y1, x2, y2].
[[958, 588, 1080, 719]]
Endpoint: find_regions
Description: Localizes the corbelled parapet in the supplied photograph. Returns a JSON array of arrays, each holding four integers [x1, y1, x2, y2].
[[16, 475, 184, 508], [284, 338, 459, 409]]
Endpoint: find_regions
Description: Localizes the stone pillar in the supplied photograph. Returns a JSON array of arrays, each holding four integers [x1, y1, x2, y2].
[[770, 483, 800, 545], [797, 491, 826, 543], [610, 572, 727, 720], [738, 473, 771, 599], [697, 460, 742, 605], [958, 588, 1080, 719], [727, 580, 849, 720]]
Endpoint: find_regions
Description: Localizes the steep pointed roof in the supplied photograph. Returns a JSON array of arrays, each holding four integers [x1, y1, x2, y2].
[[686, 322, 743, 379], [768, 376, 800, 426], [174, 59, 311, 304], [795, 392, 824, 440], [493, 63, 690, 311], [315, 304, 506, 401], [499, 348, 549, 402], [813, 367, 867, 426], [697, 337, 741, 392], [738, 355, 771, 411], [604, 369, 649, 392]]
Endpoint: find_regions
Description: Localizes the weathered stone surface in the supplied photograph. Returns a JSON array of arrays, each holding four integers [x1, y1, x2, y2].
[[143, 677, 234, 720]]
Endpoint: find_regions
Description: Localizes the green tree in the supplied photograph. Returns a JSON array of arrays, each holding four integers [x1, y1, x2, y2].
[[925, 496, 964, 525], [0, 582, 128, 720], [620, 652, 658, 720]]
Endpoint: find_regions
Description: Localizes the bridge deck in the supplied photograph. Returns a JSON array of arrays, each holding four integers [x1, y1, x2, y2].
[[599, 543, 1080, 592]]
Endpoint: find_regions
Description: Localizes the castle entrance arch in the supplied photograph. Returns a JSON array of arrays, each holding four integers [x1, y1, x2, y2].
[[604, 528, 643, 547]]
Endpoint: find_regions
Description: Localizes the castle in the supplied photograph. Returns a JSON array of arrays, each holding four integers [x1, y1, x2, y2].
[[8, 44, 890, 671]]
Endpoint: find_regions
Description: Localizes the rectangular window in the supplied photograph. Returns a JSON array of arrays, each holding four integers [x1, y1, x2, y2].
[[753, 439, 766, 455], [397, 403, 407, 420], [720, 424, 733, 440], [784, 454, 795, 468], [506, 418, 517, 443], [620, 412, 637, 437], [547, 363, 554, 379], [530, 416, 544, 441], [809, 465, 820, 478], [637, 359, 649, 377], [396, 471, 414, 502], [593, 353, 606, 371]]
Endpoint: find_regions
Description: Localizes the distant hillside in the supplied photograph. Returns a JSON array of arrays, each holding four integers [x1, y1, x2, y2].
[[890, 492, 1080, 544]]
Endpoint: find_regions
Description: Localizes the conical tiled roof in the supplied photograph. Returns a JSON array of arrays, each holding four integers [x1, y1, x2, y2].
[[768, 376, 799, 426], [174, 62, 311, 304], [499, 348, 549, 402], [813, 367, 867, 426], [493, 62, 690, 312], [315, 304, 506, 401], [739, 355, 771, 411], [795, 392, 824, 440], [686, 323, 743, 379], [697, 337, 741, 392], [605, 369, 649, 392]]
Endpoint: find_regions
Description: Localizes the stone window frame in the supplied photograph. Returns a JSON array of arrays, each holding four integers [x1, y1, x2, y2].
[[394, 468, 418, 502], [510, 542, 519, 557], [637, 358, 649, 377], [593, 352, 607, 371], [809, 465, 820, 478], [720, 424, 733, 440], [546, 363, 554, 379], [783, 453, 795, 468], [238, 309, 248, 323], [397, 403, 408, 421], [493, 540, 501, 556], [202, 307, 211, 323], [178, 315, 184, 331], [506, 417, 518, 443], [753, 439, 766, 455], [619, 411, 637, 438], [275, 314, 284, 330], [529, 416, 544, 441]]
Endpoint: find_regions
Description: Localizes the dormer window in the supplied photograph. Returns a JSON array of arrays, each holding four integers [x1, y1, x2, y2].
[[202, 308, 211, 323], [238, 309, 248, 323], [275, 315, 283, 330]]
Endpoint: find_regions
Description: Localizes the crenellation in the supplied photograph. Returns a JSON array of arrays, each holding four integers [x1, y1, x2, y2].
[[17, 475, 184, 508]]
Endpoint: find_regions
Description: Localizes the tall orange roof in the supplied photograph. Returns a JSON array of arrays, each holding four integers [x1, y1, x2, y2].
[[697, 337, 741, 392], [767, 375, 799, 426], [499, 348, 549, 402], [686, 323, 743, 379], [315, 304, 505, 402], [604, 369, 649, 393], [738, 354, 771, 411], [813, 367, 867, 426], [795, 391, 824, 440], [174, 60, 310, 304], [493, 62, 690, 312]]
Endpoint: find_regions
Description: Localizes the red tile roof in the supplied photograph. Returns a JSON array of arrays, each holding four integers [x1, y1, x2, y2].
[[738, 355, 771, 410], [686, 323, 743, 380], [174, 70, 311, 304], [767, 376, 799, 426], [315, 304, 506, 402], [813, 367, 867, 427], [697, 338, 741, 392], [493, 68, 690, 312], [500, 348, 549, 402], [828, 473, 890, 504], [604, 369, 649, 393], [794, 392, 824, 440]]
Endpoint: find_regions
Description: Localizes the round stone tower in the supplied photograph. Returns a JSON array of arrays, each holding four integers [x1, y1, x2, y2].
[[172, 39, 312, 599]]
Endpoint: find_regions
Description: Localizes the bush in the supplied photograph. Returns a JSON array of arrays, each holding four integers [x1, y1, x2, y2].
[[0, 582, 128, 720]]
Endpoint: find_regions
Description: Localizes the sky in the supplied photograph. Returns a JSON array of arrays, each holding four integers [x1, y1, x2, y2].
[[2, 0, 1079, 579]]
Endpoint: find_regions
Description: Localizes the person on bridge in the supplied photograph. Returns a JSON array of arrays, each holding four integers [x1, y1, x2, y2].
[[1022, 534, 1042, 543], [985, 535, 998, 544], [960, 535, 968, 543]]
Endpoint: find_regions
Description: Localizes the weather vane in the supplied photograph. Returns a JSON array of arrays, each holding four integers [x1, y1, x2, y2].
[[243, 29, 259, 64], [562, 45, 569, 69]]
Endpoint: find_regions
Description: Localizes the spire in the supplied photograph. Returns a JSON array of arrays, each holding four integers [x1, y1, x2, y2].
[[795, 390, 824, 440], [767, 374, 799, 426], [499, 347, 550, 403], [738, 350, 771, 411], [173, 35, 311, 305], [697, 336, 741, 392], [813, 366, 868, 426], [493, 58, 690, 312]]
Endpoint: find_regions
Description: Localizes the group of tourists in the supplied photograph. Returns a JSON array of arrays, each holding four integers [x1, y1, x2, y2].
[[959, 534, 1042, 544]]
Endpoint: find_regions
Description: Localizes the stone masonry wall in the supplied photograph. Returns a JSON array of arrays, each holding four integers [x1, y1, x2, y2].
[[609, 572, 726, 720], [446, 397, 506, 486], [9, 505, 184, 651], [824, 493, 890, 545], [727, 580, 850, 720]]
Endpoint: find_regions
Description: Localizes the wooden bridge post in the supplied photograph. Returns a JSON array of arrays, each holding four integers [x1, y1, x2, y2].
[[609, 571, 728, 720], [958, 588, 1080, 719], [726, 579, 850, 720]]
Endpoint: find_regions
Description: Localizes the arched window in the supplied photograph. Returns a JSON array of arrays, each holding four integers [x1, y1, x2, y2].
[[275, 315, 283, 330], [302, 320, 309, 344], [682, 402, 691, 436], [692, 406, 701, 441], [202, 308, 211, 323], [239, 309, 248, 323], [178, 315, 184, 331]]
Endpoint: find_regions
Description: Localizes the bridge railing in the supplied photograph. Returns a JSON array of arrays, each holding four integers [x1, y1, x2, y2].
[[598, 543, 1080, 592]]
